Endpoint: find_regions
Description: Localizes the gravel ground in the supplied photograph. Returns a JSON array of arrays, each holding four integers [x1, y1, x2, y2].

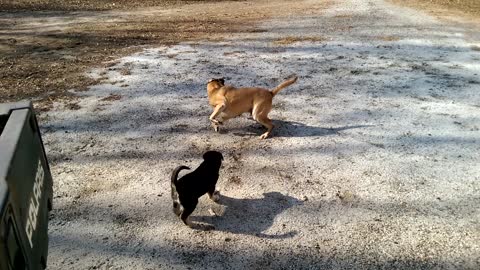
[[41, 0, 480, 269]]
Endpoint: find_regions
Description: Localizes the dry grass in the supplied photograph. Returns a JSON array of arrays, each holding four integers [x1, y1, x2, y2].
[[378, 35, 400, 42], [0, 17, 247, 103], [0, 2, 250, 103], [389, 0, 480, 18], [100, 94, 122, 102], [273, 36, 326, 45], [0, 0, 217, 11], [0, 0, 331, 105]]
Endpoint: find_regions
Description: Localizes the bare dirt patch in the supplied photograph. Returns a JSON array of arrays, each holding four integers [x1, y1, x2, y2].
[[0, 0, 330, 105]]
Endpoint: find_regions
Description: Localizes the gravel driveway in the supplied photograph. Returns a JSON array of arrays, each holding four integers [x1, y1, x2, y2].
[[42, 0, 480, 269]]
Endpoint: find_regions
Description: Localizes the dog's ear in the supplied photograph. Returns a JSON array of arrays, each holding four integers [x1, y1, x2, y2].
[[207, 78, 225, 85], [203, 151, 223, 161]]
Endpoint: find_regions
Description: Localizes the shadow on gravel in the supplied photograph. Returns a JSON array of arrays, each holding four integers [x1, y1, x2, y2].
[[230, 120, 372, 138], [273, 121, 373, 138], [48, 229, 455, 269], [193, 192, 303, 238]]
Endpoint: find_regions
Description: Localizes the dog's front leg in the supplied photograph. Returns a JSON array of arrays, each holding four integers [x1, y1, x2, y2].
[[209, 103, 226, 123], [209, 103, 226, 132]]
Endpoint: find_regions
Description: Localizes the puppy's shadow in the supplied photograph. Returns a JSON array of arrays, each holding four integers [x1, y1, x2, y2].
[[193, 192, 303, 238], [232, 119, 372, 138]]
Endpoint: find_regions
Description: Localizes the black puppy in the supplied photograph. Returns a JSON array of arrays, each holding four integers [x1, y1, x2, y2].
[[171, 151, 223, 228]]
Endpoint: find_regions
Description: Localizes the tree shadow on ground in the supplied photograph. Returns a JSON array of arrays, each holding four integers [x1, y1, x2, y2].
[[192, 192, 303, 238], [48, 222, 460, 270]]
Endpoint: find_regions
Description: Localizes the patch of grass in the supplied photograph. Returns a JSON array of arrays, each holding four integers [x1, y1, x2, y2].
[[378, 35, 400, 42], [228, 176, 242, 185], [66, 102, 81, 110], [223, 50, 246, 56], [334, 14, 352, 18], [100, 94, 122, 102], [389, 0, 480, 18], [273, 36, 326, 45], [0, 14, 248, 104], [305, 109, 317, 115], [0, 0, 332, 105], [119, 67, 132, 76], [0, 0, 219, 11], [273, 102, 287, 111]]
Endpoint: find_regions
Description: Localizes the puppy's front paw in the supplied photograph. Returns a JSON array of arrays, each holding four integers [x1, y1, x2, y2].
[[183, 218, 195, 228], [209, 190, 221, 202]]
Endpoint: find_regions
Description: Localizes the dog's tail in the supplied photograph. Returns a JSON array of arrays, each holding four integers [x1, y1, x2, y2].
[[171, 165, 189, 216], [270, 76, 298, 96], [171, 165, 190, 184]]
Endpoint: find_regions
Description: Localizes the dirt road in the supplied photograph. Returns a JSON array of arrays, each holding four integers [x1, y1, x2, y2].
[[39, 0, 480, 269]]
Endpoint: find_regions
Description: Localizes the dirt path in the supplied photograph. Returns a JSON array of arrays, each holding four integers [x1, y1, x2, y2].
[[40, 0, 480, 269]]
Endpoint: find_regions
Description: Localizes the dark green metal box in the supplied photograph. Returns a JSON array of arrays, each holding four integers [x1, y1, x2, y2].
[[0, 102, 53, 270]]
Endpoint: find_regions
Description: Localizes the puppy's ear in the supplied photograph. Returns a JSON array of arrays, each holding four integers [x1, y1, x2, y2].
[[203, 151, 223, 161], [203, 151, 214, 160], [219, 78, 225, 85]]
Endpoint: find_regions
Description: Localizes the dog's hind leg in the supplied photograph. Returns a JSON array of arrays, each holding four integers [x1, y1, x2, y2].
[[180, 204, 196, 227], [252, 100, 274, 139], [208, 189, 220, 202], [181, 204, 215, 230], [257, 115, 274, 139]]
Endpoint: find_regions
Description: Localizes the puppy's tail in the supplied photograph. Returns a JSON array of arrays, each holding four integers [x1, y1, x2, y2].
[[171, 165, 189, 216], [270, 76, 298, 97], [171, 165, 190, 184]]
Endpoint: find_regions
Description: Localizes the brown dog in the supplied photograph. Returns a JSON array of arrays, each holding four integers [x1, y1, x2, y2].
[[206, 76, 298, 139]]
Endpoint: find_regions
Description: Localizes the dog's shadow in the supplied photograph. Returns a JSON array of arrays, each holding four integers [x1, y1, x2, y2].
[[192, 192, 303, 238], [231, 119, 371, 138]]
